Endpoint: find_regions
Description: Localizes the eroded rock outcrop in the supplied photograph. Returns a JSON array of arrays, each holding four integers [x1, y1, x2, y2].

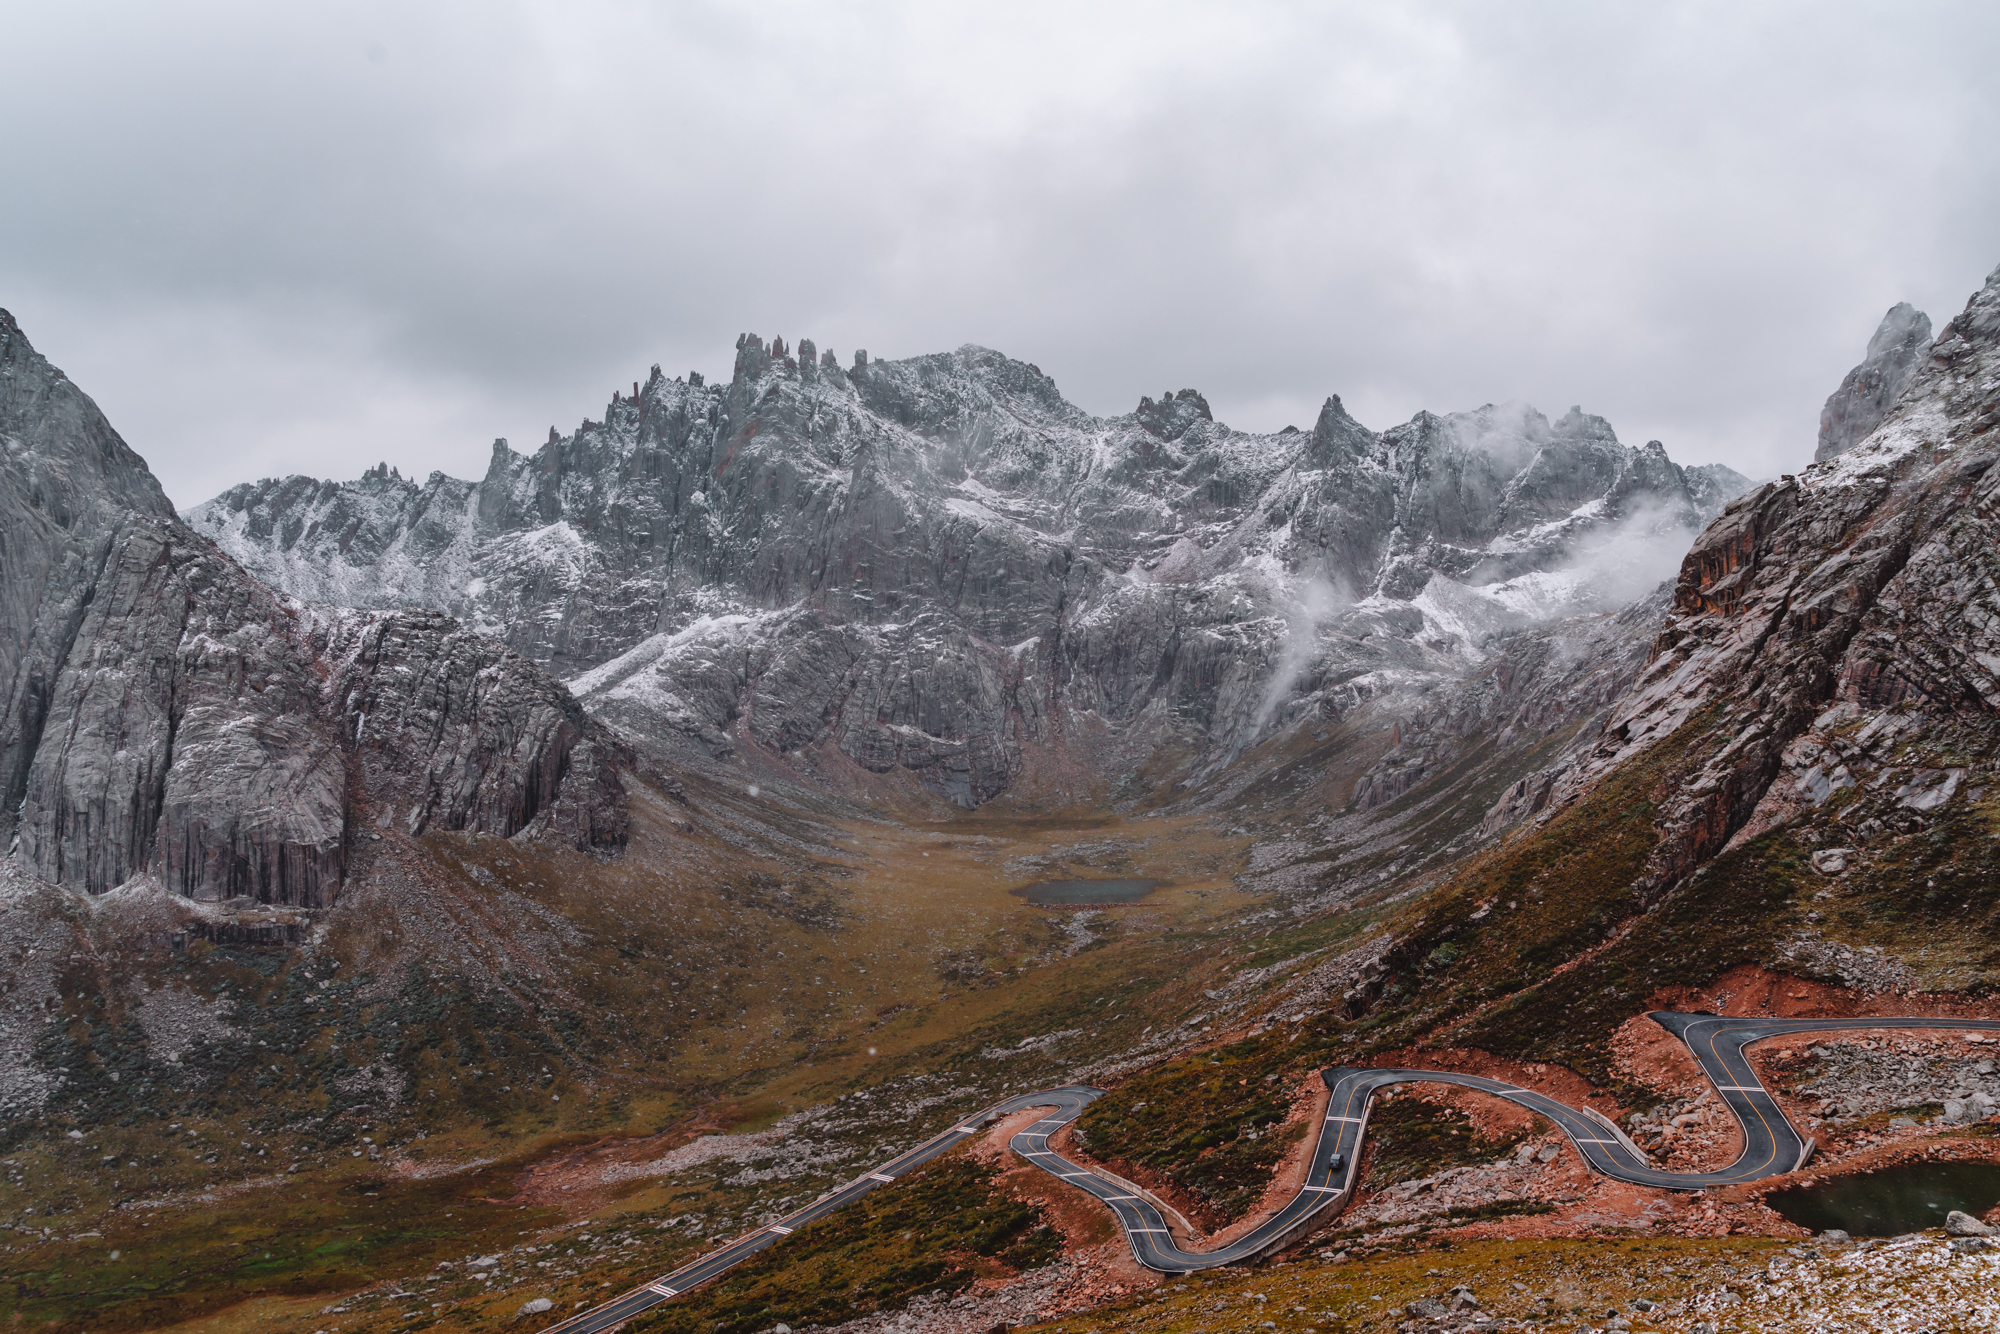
[[1571, 264, 2000, 891], [0, 310, 625, 906], [0, 313, 181, 832]]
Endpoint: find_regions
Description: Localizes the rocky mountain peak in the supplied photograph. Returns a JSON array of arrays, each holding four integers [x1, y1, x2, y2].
[[3, 306, 185, 830], [1553, 404, 1620, 444], [0, 306, 178, 530], [1304, 393, 1376, 464], [0, 313, 627, 906], [1815, 300, 1934, 462], [186, 325, 1751, 808], [1135, 388, 1214, 439]]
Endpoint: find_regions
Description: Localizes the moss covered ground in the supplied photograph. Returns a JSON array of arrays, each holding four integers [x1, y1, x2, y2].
[[1022, 1236, 1791, 1333], [1356, 1093, 1527, 1190], [0, 797, 1268, 1332], [625, 1151, 1060, 1334]]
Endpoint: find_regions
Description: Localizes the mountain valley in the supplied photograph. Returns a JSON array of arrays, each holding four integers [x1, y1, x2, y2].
[[4, 261, 2000, 1334]]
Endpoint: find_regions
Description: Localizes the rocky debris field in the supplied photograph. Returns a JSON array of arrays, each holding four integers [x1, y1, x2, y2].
[[1339, 1142, 1569, 1234], [311, 1217, 678, 1325], [1792, 1033, 2000, 1126], [1681, 1232, 2000, 1333], [792, 1259, 1093, 1334], [1010, 1229, 2000, 1334], [1619, 1091, 1739, 1168]]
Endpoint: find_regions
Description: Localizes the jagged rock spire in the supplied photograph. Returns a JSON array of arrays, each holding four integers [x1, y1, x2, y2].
[[1816, 302, 1933, 463]]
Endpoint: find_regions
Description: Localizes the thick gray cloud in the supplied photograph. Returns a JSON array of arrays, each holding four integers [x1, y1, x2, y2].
[[3, 1, 1997, 506]]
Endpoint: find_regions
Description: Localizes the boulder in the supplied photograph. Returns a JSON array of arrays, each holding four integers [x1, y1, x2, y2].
[[1945, 1209, 1994, 1236]]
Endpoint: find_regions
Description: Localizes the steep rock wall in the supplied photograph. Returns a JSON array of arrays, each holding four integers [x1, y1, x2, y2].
[[1567, 264, 2000, 892], [0, 310, 626, 906]]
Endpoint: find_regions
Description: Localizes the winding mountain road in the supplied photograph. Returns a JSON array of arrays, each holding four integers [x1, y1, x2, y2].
[[539, 1012, 2000, 1331]]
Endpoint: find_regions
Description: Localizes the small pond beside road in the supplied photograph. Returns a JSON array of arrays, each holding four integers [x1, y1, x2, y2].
[[1765, 1160, 2000, 1236]]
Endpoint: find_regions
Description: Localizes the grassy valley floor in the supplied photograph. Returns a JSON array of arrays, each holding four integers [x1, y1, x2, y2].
[[2, 792, 1373, 1333]]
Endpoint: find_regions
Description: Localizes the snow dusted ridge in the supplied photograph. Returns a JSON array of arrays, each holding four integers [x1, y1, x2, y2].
[[1520, 262, 2000, 896], [188, 335, 1749, 807]]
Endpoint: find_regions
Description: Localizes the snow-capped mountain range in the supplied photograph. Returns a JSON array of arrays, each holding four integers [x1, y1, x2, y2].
[[187, 335, 1749, 806]]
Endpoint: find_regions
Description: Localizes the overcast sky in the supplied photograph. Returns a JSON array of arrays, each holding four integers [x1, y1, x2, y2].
[[4, 2, 1998, 508]]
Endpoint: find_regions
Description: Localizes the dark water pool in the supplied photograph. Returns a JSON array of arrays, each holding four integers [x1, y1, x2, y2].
[[1012, 877, 1166, 905], [1764, 1160, 2000, 1236]]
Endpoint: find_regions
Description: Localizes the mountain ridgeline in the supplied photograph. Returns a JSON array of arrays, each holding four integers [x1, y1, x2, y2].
[[189, 336, 1749, 810]]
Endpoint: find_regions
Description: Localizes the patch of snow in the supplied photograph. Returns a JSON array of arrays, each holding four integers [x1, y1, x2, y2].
[[566, 613, 760, 698], [1802, 397, 1951, 491]]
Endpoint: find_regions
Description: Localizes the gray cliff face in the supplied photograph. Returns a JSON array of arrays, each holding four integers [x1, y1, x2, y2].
[[0, 309, 625, 905], [190, 336, 1750, 808], [0, 315, 180, 824], [1816, 301, 1933, 463], [1572, 263, 2000, 892]]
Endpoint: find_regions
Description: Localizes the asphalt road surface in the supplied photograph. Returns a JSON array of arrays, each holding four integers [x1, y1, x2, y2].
[[538, 1012, 2000, 1328]]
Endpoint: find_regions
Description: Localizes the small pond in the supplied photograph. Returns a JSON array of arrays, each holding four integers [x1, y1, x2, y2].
[[1012, 877, 1166, 906], [1764, 1160, 2000, 1236]]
